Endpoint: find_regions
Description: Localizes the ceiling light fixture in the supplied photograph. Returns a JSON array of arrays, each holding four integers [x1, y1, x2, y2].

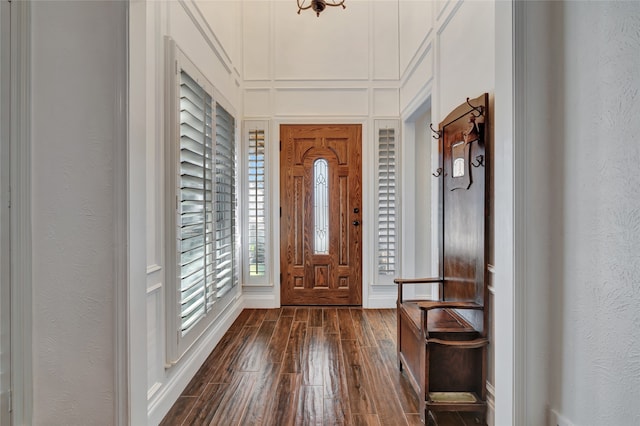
[[297, 0, 346, 17]]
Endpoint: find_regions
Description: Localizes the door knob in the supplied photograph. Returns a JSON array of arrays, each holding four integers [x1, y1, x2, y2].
[[352, 220, 360, 226]]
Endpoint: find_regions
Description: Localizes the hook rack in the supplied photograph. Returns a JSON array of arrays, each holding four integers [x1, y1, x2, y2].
[[471, 155, 485, 168], [466, 97, 484, 118], [429, 123, 443, 139], [432, 167, 444, 177]]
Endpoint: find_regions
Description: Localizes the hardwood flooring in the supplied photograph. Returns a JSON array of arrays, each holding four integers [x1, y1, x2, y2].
[[160, 308, 482, 426]]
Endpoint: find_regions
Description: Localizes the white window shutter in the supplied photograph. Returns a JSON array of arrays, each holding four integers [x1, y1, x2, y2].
[[166, 40, 240, 360], [376, 120, 400, 283], [213, 103, 237, 299], [178, 70, 213, 335], [244, 123, 268, 284]]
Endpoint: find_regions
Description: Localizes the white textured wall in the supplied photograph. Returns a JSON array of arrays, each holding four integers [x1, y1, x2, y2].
[[521, 1, 640, 424], [546, 2, 640, 424], [31, 1, 126, 423]]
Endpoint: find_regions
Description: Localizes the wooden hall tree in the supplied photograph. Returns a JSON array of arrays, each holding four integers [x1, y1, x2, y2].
[[395, 94, 491, 424]]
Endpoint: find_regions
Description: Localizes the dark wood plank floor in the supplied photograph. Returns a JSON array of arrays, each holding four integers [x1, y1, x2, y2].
[[160, 308, 480, 426]]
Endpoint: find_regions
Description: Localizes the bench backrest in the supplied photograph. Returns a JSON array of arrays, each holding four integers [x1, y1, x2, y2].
[[438, 93, 490, 331]]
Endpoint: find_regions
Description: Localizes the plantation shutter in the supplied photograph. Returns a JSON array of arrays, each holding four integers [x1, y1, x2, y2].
[[247, 129, 266, 277], [377, 125, 398, 276], [214, 103, 237, 298], [167, 41, 241, 361], [178, 70, 214, 335]]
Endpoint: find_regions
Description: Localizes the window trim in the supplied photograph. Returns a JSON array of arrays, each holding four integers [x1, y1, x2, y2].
[[165, 39, 240, 363]]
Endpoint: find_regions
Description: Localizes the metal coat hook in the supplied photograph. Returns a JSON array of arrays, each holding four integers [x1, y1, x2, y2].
[[429, 123, 443, 139], [432, 167, 444, 177], [466, 97, 484, 118], [471, 155, 484, 168]]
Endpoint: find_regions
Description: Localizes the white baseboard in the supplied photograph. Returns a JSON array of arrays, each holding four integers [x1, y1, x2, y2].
[[242, 291, 278, 309], [147, 297, 244, 425], [241, 292, 397, 310], [549, 408, 575, 426], [365, 294, 397, 309]]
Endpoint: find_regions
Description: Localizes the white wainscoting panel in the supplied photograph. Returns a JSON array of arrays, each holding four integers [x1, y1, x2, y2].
[[145, 2, 163, 270], [146, 283, 164, 400], [195, 0, 239, 68], [273, 1, 369, 81], [436, 0, 453, 20], [147, 297, 244, 425], [372, 1, 399, 81], [243, 1, 270, 81], [400, 45, 433, 116], [244, 88, 271, 117], [142, 1, 244, 421], [170, 1, 240, 107], [274, 88, 368, 117], [437, 0, 494, 121], [373, 88, 400, 117], [399, 0, 433, 76]]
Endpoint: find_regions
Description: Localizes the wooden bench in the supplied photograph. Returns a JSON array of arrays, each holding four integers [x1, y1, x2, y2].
[[396, 283, 488, 423]]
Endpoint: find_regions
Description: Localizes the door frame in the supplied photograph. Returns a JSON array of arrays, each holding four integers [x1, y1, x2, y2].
[[271, 118, 371, 308], [6, 0, 33, 423], [0, 0, 11, 422]]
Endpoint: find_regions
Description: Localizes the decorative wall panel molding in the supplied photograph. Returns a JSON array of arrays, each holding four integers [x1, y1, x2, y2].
[[437, 1, 494, 120], [273, 88, 368, 117], [178, 0, 233, 74], [146, 283, 163, 401], [242, 0, 270, 81], [399, 0, 433, 75], [373, 88, 400, 117], [169, 1, 241, 106], [273, 1, 369, 81], [400, 46, 433, 116], [372, 1, 400, 81], [244, 89, 271, 117], [436, 0, 454, 21], [147, 300, 244, 425]]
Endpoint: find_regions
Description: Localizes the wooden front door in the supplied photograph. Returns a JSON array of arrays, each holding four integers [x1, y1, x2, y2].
[[280, 124, 362, 305]]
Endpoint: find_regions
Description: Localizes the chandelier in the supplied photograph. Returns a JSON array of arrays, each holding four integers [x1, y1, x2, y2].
[[297, 0, 346, 17]]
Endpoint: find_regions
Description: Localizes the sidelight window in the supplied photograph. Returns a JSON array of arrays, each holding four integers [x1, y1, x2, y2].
[[242, 121, 270, 286], [376, 120, 400, 284], [246, 128, 266, 277]]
